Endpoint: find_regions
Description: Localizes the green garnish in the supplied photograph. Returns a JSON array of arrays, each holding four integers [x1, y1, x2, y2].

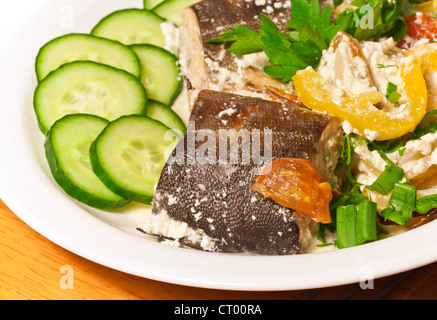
[[412, 109, 437, 139], [366, 162, 404, 195], [377, 63, 398, 69], [208, 0, 413, 82], [379, 183, 417, 226], [336, 134, 363, 192], [385, 82, 402, 104], [366, 148, 406, 195], [416, 194, 437, 215], [336, 200, 377, 249], [368, 136, 404, 154], [206, 26, 264, 56], [318, 188, 366, 244]]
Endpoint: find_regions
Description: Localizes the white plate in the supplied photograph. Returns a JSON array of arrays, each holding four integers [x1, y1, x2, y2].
[[1, 0, 437, 292]]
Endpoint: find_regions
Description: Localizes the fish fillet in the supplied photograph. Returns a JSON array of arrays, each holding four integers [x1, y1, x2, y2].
[[138, 90, 343, 255], [179, 0, 300, 107]]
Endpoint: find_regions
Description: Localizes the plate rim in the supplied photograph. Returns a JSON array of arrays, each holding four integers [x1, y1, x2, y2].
[[1, 0, 437, 292]]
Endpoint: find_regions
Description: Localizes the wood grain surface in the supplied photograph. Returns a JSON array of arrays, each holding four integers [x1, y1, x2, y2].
[[1, 198, 436, 300]]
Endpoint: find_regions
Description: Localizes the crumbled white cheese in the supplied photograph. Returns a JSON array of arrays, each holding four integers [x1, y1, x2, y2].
[[167, 194, 178, 205], [354, 131, 437, 209], [218, 108, 237, 118], [138, 209, 193, 240], [160, 22, 180, 56], [318, 33, 377, 95], [137, 210, 218, 251], [236, 52, 270, 70], [255, 0, 267, 6], [342, 120, 353, 135], [364, 129, 379, 141], [360, 38, 408, 106], [193, 212, 202, 221]]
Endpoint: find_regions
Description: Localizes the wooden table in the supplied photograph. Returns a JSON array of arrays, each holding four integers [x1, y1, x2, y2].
[[1, 198, 437, 300]]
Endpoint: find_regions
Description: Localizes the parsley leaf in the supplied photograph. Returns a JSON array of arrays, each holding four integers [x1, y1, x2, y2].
[[347, 0, 410, 41], [208, 0, 349, 82], [207, 0, 414, 82], [206, 26, 264, 55]]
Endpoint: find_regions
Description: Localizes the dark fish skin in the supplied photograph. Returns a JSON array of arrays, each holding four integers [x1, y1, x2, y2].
[[145, 91, 342, 255], [180, 0, 335, 106], [180, 0, 299, 106], [190, 0, 291, 70]]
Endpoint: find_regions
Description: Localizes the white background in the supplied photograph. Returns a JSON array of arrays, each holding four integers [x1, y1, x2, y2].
[[0, 1, 42, 42]]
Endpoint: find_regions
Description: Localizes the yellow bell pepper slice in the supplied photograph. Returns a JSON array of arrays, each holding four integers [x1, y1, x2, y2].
[[416, 0, 437, 17], [293, 47, 430, 141]]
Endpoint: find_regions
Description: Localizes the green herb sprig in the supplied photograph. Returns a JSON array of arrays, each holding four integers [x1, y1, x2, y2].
[[207, 0, 415, 82]]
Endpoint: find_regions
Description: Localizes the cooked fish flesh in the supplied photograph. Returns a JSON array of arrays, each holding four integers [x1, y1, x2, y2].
[[179, 0, 299, 107], [138, 90, 343, 255]]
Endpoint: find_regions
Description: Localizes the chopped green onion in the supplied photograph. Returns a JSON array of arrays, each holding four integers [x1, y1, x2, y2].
[[416, 194, 437, 215], [319, 189, 366, 243], [412, 109, 437, 139], [356, 200, 378, 245], [366, 163, 404, 195], [386, 82, 402, 104], [330, 189, 367, 210], [336, 200, 377, 249], [328, 189, 366, 227], [368, 137, 404, 154], [337, 205, 357, 249], [379, 183, 417, 226]]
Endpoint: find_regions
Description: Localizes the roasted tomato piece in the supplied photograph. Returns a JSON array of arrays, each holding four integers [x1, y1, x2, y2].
[[405, 12, 437, 42], [253, 158, 333, 224]]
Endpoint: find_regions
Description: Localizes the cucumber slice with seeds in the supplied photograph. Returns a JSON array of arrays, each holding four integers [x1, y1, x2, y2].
[[34, 61, 147, 135], [146, 100, 186, 134], [130, 44, 182, 106], [91, 9, 165, 47], [144, 0, 166, 10], [153, 0, 200, 26], [35, 33, 141, 81], [90, 115, 179, 204], [45, 114, 129, 210]]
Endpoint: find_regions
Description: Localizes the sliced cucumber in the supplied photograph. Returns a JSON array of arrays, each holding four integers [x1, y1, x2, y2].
[[153, 0, 199, 26], [45, 114, 129, 209], [34, 61, 147, 135], [146, 100, 186, 134], [144, 0, 166, 10], [35, 33, 141, 81], [130, 44, 182, 106], [91, 9, 165, 47], [90, 115, 178, 204]]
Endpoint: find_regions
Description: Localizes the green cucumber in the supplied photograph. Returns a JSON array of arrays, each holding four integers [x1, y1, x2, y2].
[[91, 9, 166, 47], [153, 0, 200, 26], [45, 114, 129, 209], [144, 0, 166, 10], [146, 100, 186, 134], [130, 44, 182, 106], [35, 33, 141, 81], [34, 61, 147, 135], [90, 115, 179, 204]]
